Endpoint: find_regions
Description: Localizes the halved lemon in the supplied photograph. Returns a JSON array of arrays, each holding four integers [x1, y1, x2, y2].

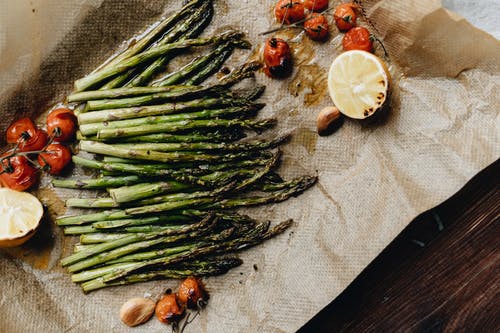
[[328, 50, 391, 119], [0, 188, 43, 247]]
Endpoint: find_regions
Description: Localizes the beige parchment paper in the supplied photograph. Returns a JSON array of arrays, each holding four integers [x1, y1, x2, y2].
[[0, 0, 499, 332]]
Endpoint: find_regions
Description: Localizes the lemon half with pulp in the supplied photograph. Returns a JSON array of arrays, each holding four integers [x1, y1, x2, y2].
[[0, 188, 43, 247], [328, 50, 391, 119]]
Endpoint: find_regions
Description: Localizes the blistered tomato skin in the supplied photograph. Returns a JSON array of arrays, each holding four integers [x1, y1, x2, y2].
[[274, 0, 305, 25], [6, 118, 48, 152], [38, 144, 72, 175], [20, 129, 49, 152], [155, 293, 185, 324], [47, 108, 77, 143], [334, 3, 358, 31], [303, 0, 328, 12], [263, 37, 292, 78], [342, 26, 373, 52], [6, 118, 37, 144], [177, 277, 207, 309], [0, 155, 38, 191], [304, 13, 329, 41]]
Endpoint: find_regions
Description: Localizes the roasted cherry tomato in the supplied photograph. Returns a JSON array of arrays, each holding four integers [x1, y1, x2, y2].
[[275, 0, 305, 25], [263, 37, 292, 78], [6, 118, 37, 144], [9, 122, 49, 152], [342, 26, 373, 52], [334, 3, 358, 31], [155, 293, 185, 324], [303, 0, 329, 12], [6, 118, 48, 151], [177, 277, 207, 309], [304, 13, 329, 41], [46, 108, 77, 143], [38, 144, 72, 175], [0, 155, 38, 191]]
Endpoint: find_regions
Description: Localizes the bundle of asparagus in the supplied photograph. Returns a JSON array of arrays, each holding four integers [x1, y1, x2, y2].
[[55, 0, 316, 293]]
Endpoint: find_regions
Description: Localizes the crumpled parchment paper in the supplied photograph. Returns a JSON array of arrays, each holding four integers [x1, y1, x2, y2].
[[0, 0, 499, 332]]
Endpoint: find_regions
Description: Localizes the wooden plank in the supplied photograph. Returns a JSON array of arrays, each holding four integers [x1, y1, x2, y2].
[[299, 159, 500, 332]]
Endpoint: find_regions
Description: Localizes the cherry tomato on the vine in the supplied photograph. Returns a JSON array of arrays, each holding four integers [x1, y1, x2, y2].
[[275, 0, 305, 25], [46, 108, 77, 143], [37, 144, 72, 175], [0, 155, 38, 191], [342, 26, 373, 52], [303, 0, 329, 12], [155, 293, 185, 324], [6, 118, 37, 144], [263, 37, 293, 78], [177, 277, 207, 309], [304, 13, 329, 41], [334, 3, 358, 31]]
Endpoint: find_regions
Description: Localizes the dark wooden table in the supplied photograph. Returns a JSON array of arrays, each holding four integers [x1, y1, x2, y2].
[[299, 159, 499, 332]]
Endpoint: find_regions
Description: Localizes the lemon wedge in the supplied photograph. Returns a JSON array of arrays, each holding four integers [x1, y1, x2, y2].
[[0, 188, 43, 247], [328, 50, 391, 119]]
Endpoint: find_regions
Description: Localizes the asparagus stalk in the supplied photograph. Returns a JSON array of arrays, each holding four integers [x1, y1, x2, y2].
[[79, 104, 262, 136], [127, 1, 214, 87], [79, 96, 238, 123], [68, 85, 198, 103], [184, 47, 233, 85], [107, 133, 288, 153], [100, 219, 291, 284], [119, 130, 244, 143], [74, 31, 240, 92], [96, 4, 207, 89], [108, 181, 192, 204], [156, 37, 249, 86], [66, 186, 217, 208], [68, 230, 201, 273], [56, 198, 214, 225], [94, 214, 194, 229], [51, 175, 143, 189], [95, 118, 277, 139], [64, 225, 97, 235], [72, 262, 143, 283], [79, 140, 275, 163], [72, 153, 274, 178], [60, 214, 214, 266], [64, 215, 195, 234], [81, 256, 242, 292], [96, 0, 207, 72], [55, 176, 315, 225], [79, 233, 130, 244]]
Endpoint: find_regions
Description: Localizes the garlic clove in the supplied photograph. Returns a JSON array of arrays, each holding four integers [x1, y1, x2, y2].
[[317, 106, 343, 136], [119, 297, 156, 327]]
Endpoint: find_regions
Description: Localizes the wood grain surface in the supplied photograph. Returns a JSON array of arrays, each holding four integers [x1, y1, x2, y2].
[[299, 159, 499, 332]]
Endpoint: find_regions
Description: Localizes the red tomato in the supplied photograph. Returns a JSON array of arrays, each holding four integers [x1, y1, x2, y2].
[[155, 293, 185, 324], [38, 144, 72, 175], [275, 0, 305, 25], [177, 277, 207, 309], [303, 0, 329, 12], [342, 26, 373, 52], [46, 108, 77, 143], [334, 3, 358, 31], [6, 118, 37, 144], [263, 37, 293, 78], [0, 155, 38, 191], [304, 13, 329, 41]]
